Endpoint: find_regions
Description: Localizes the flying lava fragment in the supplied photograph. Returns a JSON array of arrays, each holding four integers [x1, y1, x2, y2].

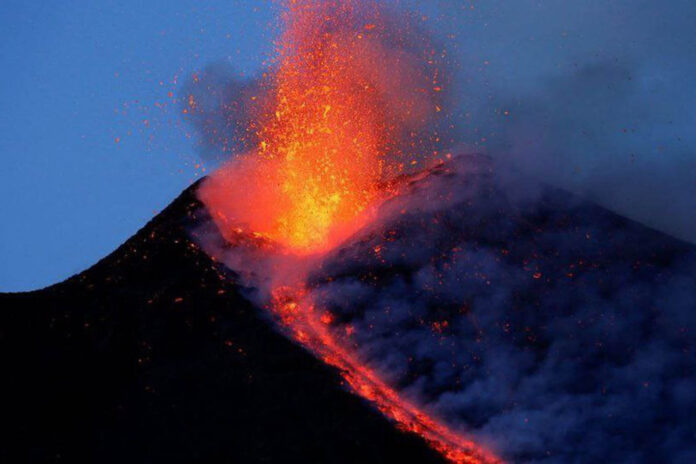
[[199, 1, 500, 463]]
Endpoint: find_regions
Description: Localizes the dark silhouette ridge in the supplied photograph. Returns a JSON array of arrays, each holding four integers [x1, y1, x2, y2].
[[3, 156, 694, 463], [0, 180, 447, 464]]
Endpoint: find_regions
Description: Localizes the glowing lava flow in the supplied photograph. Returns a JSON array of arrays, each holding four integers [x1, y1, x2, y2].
[[199, 1, 502, 462], [271, 284, 501, 464]]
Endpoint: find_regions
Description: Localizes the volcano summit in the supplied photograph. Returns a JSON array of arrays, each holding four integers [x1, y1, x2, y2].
[[0, 176, 447, 464], [2, 154, 695, 463]]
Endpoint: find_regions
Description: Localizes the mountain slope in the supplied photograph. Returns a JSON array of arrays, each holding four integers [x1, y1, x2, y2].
[[0, 181, 447, 463], [3, 157, 695, 463]]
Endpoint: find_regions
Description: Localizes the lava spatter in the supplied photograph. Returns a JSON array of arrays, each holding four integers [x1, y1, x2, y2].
[[198, 1, 500, 462]]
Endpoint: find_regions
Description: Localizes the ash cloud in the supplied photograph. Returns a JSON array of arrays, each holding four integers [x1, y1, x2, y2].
[[495, 59, 696, 246], [196, 155, 696, 462], [299, 155, 696, 463], [180, 3, 458, 171], [179, 63, 263, 163], [422, 0, 696, 244], [183, 0, 696, 243]]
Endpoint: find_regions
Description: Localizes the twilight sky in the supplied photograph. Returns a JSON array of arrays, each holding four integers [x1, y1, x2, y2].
[[0, 0, 273, 290], [1, 0, 695, 291]]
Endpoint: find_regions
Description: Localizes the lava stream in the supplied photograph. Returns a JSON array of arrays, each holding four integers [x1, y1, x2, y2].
[[198, 1, 502, 462], [270, 284, 501, 464]]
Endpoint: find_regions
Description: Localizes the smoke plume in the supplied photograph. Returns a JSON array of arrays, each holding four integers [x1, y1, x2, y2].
[[184, 1, 696, 462]]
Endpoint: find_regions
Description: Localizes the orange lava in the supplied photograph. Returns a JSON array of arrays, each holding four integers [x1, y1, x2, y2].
[[201, 0, 439, 255], [201, 1, 502, 462], [271, 285, 502, 464]]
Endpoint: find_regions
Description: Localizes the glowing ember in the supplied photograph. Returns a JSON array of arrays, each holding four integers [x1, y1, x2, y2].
[[271, 285, 501, 464], [201, 0, 440, 254], [200, 1, 501, 462]]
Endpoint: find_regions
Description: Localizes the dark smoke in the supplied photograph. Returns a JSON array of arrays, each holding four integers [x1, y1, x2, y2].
[[195, 154, 696, 462], [179, 3, 459, 170], [184, 2, 696, 462], [299, 155, 696, 463], [182, 1, 696, 243], [495, 60, 696, 245], [179, 63, 263, 163], [421, 0, 696, 244]]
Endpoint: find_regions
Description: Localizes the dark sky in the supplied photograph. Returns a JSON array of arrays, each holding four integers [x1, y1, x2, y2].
[[2, 0, 695, 291]]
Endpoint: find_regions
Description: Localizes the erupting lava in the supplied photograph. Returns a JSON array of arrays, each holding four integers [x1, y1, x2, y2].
[[201, 0, 440, 254], [199, 1, 501, 463]]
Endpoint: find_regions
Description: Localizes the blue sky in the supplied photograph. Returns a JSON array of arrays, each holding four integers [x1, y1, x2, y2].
[[0, 1, 273, 291], [2, 0, 695, 291]]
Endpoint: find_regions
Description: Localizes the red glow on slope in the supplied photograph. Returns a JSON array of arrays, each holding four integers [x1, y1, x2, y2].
[[200, 1, 502, 462], [271, 285, 501, 464]]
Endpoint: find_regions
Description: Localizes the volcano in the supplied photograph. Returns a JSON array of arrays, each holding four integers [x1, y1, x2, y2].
[[0, 178, 448, 463], [2, 155, 695, 463]]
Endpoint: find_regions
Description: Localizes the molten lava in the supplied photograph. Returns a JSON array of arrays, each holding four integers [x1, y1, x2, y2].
[[199, 1, 502, 463], [272, 285, 501, 464], [201, 0, 439, 254]]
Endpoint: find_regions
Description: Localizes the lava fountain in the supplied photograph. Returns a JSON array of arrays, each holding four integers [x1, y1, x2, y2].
[[201, 0, 442, 254], [198, 1, 500, 463]]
